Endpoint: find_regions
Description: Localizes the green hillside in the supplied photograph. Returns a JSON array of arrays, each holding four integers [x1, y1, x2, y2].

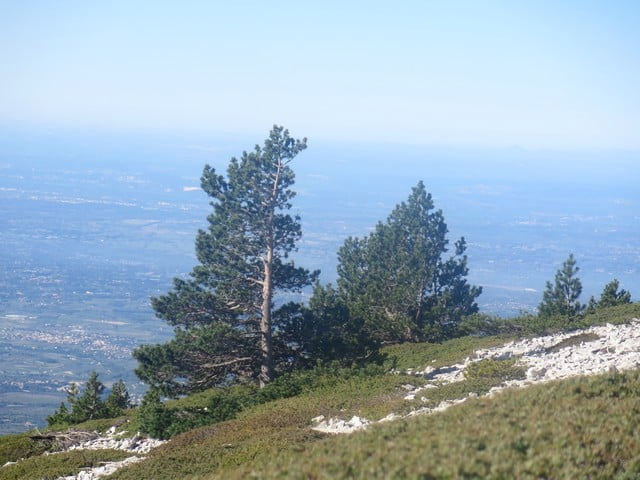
[[2, 303, 639, 479]]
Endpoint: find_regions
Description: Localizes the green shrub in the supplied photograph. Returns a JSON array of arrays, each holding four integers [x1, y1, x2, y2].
[[46, 372, 132, 427], [382, 335, 512, 373], [255, 371, 308, 403], [162, 392, 243, 438], [213, 370, 640, 480], [457, 313, 527, 337], [464, 357, 527, 384], [0, 432, 50, 465], [138, 388, 173, 440], [207, 392, 243, 423]]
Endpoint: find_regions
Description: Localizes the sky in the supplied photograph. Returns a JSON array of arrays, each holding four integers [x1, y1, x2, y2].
[[1, 1, 639, 150]]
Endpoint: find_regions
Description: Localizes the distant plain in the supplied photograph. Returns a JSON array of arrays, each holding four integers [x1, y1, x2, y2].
[[1, 130, 638, 434]]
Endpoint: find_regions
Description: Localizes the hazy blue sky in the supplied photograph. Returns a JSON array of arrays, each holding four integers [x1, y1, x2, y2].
[[1, 1, 639, 149]]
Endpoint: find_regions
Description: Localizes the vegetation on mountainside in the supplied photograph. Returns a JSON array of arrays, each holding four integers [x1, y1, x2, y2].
[[332, 180, 482, 343], [539, 253, 584, 321], [4, 128, 638, 478], [110, 304, 639, 480], [587, 278, 633, 312], [214, 368, 640, 480], [538, 254, 631, 324], [132, 127, 483, 396], [46, 371, 131, 427], [2, 303, 640, 479], [0, 449, 131, 480], [131, 127, 632, 404], [133, 125, 318, 394]]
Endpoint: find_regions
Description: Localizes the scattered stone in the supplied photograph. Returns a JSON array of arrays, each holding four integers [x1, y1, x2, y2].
[[56, 430, 165, 455], [310, 319, 640, 435], [55, 456, 144, 480], [527, 366, 547, 381], [378, 413, 401, 423], [312, 415, 371, 434], [21, 428, 168, 480]]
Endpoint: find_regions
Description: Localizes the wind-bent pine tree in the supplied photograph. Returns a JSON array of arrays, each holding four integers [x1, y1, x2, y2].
[[134, 126, 317, 392]]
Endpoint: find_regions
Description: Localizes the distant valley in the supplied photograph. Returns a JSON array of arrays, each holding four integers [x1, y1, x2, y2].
[[1, 133, 638, 434]]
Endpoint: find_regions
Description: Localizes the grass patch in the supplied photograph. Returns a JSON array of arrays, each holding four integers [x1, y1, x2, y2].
[[462, 302, 640, 338], [464, 357, 527, 383], [545, 332, 602, 354], [108, 372, 421, 480], [214, 369, 640, 479], [0, 449, 131, 480], [398, 358, 526, 414], [4, 305, 639, 479], [383, 334, 513, 372], [137, 363, 408, 439], [0, 432, 50, 465]]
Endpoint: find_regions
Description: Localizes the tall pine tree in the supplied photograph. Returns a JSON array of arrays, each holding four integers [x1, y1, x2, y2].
[[134, 126, 317, 393]]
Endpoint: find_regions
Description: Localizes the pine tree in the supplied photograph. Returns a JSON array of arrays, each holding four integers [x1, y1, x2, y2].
[[105, 379, 131, 417], [46, 402, 70, 426], [335, 181, 482, 343], [71, 371, 106, 422], [134, 126, 317, 393], [46, 373, 129, 426], [597, 279, 631, 308], [65, 382, 80, 410], [539, 254, 584, 321], [138, 388, 172, 439]]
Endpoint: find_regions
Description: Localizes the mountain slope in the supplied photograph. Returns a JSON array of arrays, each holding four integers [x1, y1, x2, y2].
[[2, 302, 640, 479]]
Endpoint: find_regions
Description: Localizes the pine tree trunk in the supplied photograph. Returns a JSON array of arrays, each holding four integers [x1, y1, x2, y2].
[[259, 157, 281, 388], [259, 249, 274, 388]]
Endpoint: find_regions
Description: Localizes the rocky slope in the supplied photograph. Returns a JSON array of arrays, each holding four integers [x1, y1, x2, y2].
[[312, 319, 640, 433], [6, 319, 638, 479]]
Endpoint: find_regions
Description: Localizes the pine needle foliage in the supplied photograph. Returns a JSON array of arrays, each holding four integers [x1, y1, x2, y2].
[[134, 126, 318, 393], [335, 181, 482, 344]]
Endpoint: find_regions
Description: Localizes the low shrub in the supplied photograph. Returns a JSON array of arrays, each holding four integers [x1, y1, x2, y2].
[[138, 389, 173, 439], [458, 312, 528, 337], [217, 369, 640, 479], [545, 332, 601, 354], [0, 449, 130, 480], [136, 362, 394, 440], [577, 301, 640, 328], [0, 432, 50, 465], [464, 357, 526, 383], [110, 370, 421, 480], [383, 335, 512, 373]]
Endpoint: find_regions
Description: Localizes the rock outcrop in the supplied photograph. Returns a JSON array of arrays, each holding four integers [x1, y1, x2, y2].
[[37, 426, 167, 480]]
